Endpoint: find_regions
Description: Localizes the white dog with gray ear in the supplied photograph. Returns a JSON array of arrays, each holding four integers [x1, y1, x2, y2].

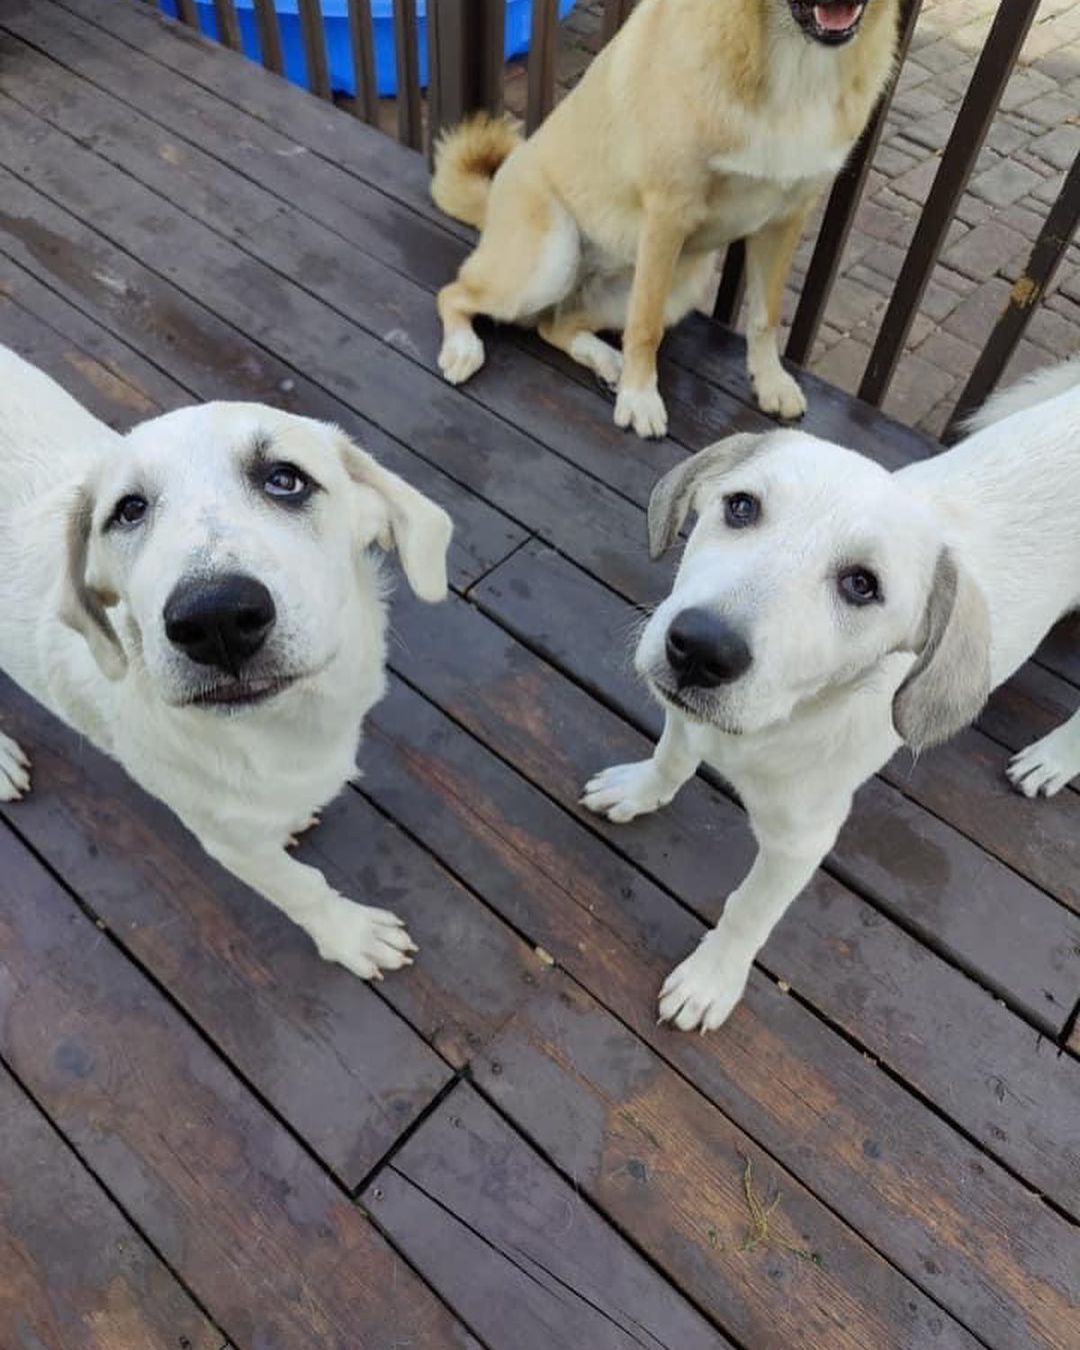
[[584, 355, 1080, 1032], [0, 347, 452, 980]]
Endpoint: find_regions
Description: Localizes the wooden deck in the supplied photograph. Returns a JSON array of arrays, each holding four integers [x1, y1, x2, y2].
[[0, 3, 1078, 1346]]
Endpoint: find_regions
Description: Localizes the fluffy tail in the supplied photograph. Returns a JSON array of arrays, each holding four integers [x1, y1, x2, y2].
[[965, 351, 1080, 434], [431, 113, 521, 228]]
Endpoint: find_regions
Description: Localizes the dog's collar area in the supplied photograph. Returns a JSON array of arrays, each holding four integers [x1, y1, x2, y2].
[[789, 0, 867, 44]]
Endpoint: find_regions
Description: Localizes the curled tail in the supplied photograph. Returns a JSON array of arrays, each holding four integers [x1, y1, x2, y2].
[[431, 113, 521, 229]]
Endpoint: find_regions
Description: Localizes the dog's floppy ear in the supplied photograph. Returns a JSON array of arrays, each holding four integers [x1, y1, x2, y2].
[[892, 548, 991, 753], [337, 434, 453, 602], [56, 485, 127, 680], [647, 433, 769, 558]]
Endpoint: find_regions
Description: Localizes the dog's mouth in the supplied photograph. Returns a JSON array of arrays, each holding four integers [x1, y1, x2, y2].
[[650, 677, 743, 734], [186, 674, 297, 711], [789, 0, 867, 44]]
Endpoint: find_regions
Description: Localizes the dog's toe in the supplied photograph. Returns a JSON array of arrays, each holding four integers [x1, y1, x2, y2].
[[310, 901, 418, 980], [658, 932, 750, 1033], [580, 761, 670, 822], [614, 386, 668, 439], [439, 330, 485, 385], [0, 732, 30, 802], [753, 369, 806, 421], [1007, 725, 1080, 799]]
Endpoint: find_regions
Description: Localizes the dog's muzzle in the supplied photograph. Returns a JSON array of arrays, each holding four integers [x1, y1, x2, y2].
[[665, 608, 752, 689]]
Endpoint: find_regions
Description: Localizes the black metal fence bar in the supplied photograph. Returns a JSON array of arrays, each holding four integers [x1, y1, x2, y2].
[[346, 0, 379, 123], [174, 0, 199, 26], [712, 241, 747, 327], [526, 0, 559, 135], [785, 0, 923, 366], [944, 150, 1080, 441], [393, 0, 423, 150], [429, 0, 506, 146], [252, 0, 284, 75], [858, 0, 1041, 407], [211, 0, 241, 50], [297, 0, 332, 99]]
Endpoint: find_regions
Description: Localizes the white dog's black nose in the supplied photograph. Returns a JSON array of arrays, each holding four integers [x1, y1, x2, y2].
[[164, 574, 276, 675], [666, 608, 752, 688]]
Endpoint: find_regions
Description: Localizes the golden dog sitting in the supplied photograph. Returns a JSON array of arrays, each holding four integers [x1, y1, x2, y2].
[[432, 0, 899, 438]]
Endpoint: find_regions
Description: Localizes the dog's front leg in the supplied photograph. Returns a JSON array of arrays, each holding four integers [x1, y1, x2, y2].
[[0, 729, 30, 801], [744, 208, 812, 421], [204, 840, 417, 981], [581, 709, 700, 822], [614, 202, 688, 439], [658, 814, 844, 1033]]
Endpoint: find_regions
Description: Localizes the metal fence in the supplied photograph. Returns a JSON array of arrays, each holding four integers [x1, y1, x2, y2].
[[163, 0, 1080, 433]]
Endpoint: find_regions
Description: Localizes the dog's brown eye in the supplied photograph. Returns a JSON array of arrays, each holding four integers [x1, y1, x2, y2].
[[264, 464, 310, 500], [112, 494, 148, 528], [838, 567, 881, 606], [724, 493, 760, 528]]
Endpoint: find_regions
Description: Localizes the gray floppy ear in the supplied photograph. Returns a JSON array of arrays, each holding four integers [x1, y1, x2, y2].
[[892, 548, 991, 753], [56, 486, 127, 681], [647, 433, 769, 559], [337, 434, 453, 602]]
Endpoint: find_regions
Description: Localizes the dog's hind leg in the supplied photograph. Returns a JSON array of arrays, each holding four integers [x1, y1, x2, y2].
[[1007, 708, 1080, 797], [538, 310, 623, 390], [0, 729, 30, 801], [437, 166, 580, 386], [744, 206, 812, 420]]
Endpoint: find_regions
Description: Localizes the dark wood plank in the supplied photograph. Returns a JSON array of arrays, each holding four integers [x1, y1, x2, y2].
[[0, 1056, 225, 1350], [364, 1084, 731, 1350], [0, 830, 481, 1349], [0, 87, 659, 604], [359, 678, 1080, 1345], [473, 541, 1080, 1029], [476, 980, 991, 1350], [0, 174, 526, 593]]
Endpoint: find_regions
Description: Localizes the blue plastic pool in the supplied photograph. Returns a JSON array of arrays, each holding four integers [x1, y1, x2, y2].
[[161, 0, 578, 98]]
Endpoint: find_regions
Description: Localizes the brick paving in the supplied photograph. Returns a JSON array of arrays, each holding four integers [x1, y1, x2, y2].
[[536, 0, 1080, 436]]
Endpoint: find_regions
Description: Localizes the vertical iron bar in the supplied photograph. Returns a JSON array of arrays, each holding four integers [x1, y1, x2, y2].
[[429, 0, 505, 150], [211, 0, 242, 50], [859, 0, 1040, 406], [252, 0, 284, 74], [944, 151, 1080, 442], [347, 0, 379, 123], [298, 0, 332, 99], [394, 0, 423, 149], [526, 0, 559, 134], [713, 240, 747, 326]]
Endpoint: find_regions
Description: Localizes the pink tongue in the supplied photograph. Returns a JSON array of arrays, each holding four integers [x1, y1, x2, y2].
[[814, 2, 862, 30]]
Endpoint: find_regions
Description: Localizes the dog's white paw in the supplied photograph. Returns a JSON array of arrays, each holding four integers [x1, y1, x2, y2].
[[439, 329, 485, 385], [306, 900, 417, 981], [658, 929, 751, 1033], [614, 384, 668, 439], [581, 760, 677, 823], [570, 333, 623, 390], [0, 732, 30, 802], [1007, 725, 1080, 798], [751, 366, 806, 421]]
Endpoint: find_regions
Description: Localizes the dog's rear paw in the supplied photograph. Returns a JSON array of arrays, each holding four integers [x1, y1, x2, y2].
[[658, 929, 750, 1033], [581, 760, 675, 823], [308, 900, 418, 981], [569, 333, 623, 390], [614, 384, 668, 439], [752, 368, 806, 421], [439, 329, 485, 385], [0, 732, 30, 802], [1007, 727, 1080, 798]]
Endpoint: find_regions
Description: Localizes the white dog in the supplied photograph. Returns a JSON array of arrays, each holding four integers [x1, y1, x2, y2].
[[0, 348, 452, 979], [584, 356, 1080, 1031]]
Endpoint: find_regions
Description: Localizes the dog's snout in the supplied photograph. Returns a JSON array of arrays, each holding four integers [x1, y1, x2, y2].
[[164, 574, 276, 674], [666, 608, 752, 688]]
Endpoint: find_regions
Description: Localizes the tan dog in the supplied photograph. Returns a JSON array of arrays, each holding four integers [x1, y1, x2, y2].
[[431, 0, 898, 438]]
